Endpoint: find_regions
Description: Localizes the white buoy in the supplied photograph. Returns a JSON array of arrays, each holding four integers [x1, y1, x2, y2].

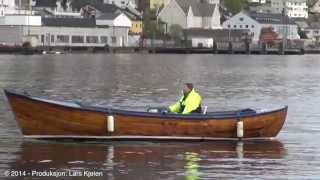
[[107, 115, 114, 132], [237, 121, 244, 138]]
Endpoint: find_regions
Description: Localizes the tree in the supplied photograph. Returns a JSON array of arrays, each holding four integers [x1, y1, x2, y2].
[[223, 0, 249, 15], [298, 27, 308, 39], [169, 24, 183, 45], [142, 9, 165, 39], [61, 0, 68, 10]]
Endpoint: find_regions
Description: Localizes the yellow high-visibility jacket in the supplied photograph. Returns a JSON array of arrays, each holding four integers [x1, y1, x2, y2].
[[169, 89, 202, 114]]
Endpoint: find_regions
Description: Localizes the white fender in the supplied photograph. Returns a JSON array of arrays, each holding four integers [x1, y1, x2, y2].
[[107, 115, 114, 132], [236, 141, 244, 159], [237, 121, 244, 138]]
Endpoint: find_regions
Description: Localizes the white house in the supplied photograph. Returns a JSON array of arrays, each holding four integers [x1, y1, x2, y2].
[[222, 11, 300, 42], [270, 0, 308, 18], [96, 12, 132, 27], [206, 0, 220, 4], [32, 0, 81, 17], [103, 0, 137, 8], [159, 0, 221, 30], [0, 0, 17, 16], [0, 15, 41, 26], [248, 0, 266, 4]]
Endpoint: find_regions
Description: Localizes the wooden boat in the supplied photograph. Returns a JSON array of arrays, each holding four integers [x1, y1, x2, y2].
[[4, 89, 288, 140]]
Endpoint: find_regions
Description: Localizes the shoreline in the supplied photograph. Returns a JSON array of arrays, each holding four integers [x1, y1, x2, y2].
[[1, 46, 320, 55]]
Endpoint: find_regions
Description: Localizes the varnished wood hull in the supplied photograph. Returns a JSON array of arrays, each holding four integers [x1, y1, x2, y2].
[[4, 90, 288, 140]]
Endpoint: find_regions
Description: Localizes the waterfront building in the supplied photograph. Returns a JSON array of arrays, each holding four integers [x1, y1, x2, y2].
[[222, 11, 300, 42], [304, 23, 320, 41], [270, 0, 308, 18], [159, 0, 221, 30], [184, 28, 251, 48], [0, 14, 130, 47]]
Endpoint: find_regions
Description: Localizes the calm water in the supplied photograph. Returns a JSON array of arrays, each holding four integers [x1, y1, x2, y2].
[[0, 54, 320, 179]]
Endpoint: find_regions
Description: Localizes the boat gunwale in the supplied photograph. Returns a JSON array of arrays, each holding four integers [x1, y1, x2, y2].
[[4, 89, 288, 120]]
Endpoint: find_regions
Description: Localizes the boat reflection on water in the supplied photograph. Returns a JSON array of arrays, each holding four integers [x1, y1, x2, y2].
[[10, 140, 286, 179]]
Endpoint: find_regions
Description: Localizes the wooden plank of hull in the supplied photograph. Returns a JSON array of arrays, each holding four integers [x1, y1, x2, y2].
[[5, 90, 287, 140], [112, 109, 286, 138], [6, 92, 107, 136]]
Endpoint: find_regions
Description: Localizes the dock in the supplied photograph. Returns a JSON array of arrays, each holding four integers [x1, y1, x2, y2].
[[0, 45, 311, 55]]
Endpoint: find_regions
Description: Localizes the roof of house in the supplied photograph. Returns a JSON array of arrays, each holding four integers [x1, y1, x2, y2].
[[307, 22, 320, 29], [93, 4, 121, 14], [175, 0, 216, 17], [34, 0, 57, 7], [42, 17, 96, 27], [82, 3, 140, 21], [96, 13, 121, 20], [248, 12, 296, 25], [122, 7, 142, 20], [292, 18, 309, 28], [309, 0, 318, 6]]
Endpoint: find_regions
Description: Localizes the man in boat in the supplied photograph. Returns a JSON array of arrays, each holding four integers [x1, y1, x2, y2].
[[168, 83, 202, 114]]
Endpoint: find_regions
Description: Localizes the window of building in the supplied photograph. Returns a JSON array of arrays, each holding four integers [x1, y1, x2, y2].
[[41, 35, 44, 43], [56, 35, 69, 43], [251, 25, 255, 28], [100, 36, 108, 44], [51, 35, 55, 43], [86, 36, 98, 43], [239, 17, 244, 21], [240, 25, 242, 28], [246, 25, 249, 28], [233, 25, 237, 28], [111, 36, 117, 43], [72, 36, 84, 43], [228, 24, 231, 28]]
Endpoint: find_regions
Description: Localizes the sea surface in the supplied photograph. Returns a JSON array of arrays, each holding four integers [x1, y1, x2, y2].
[[0, 54, 320, 179]]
